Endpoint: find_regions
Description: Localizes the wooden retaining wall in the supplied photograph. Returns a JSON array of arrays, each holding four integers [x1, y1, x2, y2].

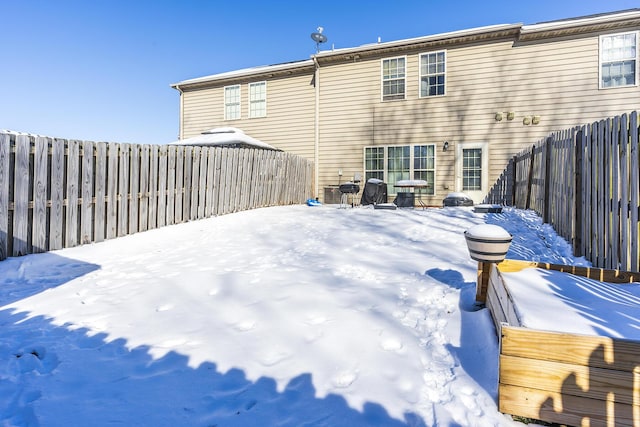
[[500, 326, 639, 427], [0, 133, 313, 260], [481, 259, 640, 427]]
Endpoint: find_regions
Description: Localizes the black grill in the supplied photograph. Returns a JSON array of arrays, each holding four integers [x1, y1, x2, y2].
[[339, 182, 360, 194]]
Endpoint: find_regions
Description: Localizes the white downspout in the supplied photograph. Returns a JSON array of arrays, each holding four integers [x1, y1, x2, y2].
[[175, 84, 185, 140], [312, 55, 320, 199]]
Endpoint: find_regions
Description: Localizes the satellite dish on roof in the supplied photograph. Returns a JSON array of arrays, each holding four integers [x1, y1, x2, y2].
[[310, 26, 327, 53]]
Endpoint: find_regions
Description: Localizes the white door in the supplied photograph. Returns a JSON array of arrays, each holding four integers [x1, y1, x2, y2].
[[455, 142, 488, 204]]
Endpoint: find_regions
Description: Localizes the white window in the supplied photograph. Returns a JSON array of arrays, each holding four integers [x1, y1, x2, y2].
[[365, 147, 384, 181], [600, 32, 638, 88], [413, 145, 435, 189], [420, 51, 446, 97], [462, 148, 482, 191], [364, 145, 435, 195], [224, 85, 241, 120], [249, 81, 267, 118], [382, 57, 406, 101]]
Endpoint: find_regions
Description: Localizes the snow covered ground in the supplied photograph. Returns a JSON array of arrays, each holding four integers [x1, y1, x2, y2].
[[0, 205, 590, 426]]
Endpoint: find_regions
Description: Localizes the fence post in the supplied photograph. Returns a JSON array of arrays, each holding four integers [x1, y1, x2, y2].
[[543, 137, 553, 223], [525, 145, 536, 210], [574, 129, 584, 256], [511, 155, 517, 207]]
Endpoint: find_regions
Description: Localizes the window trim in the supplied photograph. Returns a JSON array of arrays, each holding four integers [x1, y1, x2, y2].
[[224, 84, 241, 120], [419, 50, 447, 98], [248, 81, 267, 118], [381, 56, 407, 102], [363, 144, 436, 195], [599, 31, 639, 90]]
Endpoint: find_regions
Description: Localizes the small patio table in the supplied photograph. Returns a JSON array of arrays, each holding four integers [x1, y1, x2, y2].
[[393, 180, 430, 209]]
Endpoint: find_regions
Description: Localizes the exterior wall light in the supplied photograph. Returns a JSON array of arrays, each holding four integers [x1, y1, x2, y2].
[[443, 141, 449, 151]]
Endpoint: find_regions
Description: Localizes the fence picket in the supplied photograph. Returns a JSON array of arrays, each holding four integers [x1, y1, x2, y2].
[[13, 136, 31, 256], [166, 146, 176, 225], [66, 140, 80, 248], [129, 145, 140, 234], [32, 137, 49, 253], [205, 148, 215, 217], [50, 139, 65, 250], [189, 146, 199, 221], [620, 114, 630, 270], [0, 134, 10, 260], [117, 144, 130, 237], [81, 141, 94, 244], [106, 143, 119, 239], [182, 146, 192, 221], [585, 124, 593, 260], [148, 144, 158, 229], [157, 145, 168, 227], [219, 148, 229, 214], [215, 147, 224, 215], [175, 146, 184, 223], [197, 147, 207, 219], [629, 112, 639, 271], [611, 117, 620, 269], [95, 142, 107, 242], [139, 144, 150, 232]]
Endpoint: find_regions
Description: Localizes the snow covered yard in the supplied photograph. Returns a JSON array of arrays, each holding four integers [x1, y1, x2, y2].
[[0, 205, 584, 426]]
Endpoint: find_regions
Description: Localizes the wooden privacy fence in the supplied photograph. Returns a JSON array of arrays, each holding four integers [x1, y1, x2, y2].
[[484, 111, 639, 272], [0, 133, 313, 260]]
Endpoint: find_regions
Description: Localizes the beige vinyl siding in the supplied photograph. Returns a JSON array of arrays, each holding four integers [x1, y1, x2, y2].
[[317, 60, 378, 190], [180, 73, 316, 160]]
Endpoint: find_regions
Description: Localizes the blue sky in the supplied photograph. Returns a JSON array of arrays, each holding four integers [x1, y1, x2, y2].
[[2, 0, 638, 145]]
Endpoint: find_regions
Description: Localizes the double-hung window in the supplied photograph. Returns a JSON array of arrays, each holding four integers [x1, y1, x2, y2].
[[413, 145, 435, 187], [420, 51, 446, 97], [249, 81, 267, 118], [387, 146, 410, 185], [382, 57, 406, 101], [600, 32, 638, 88], [365, 147, 384, 181], [364, 145, 435, 195], [224, 85, 241, 120]]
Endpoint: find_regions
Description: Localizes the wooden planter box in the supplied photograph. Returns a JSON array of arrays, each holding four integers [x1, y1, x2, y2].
[[480, 259, 640, 427]]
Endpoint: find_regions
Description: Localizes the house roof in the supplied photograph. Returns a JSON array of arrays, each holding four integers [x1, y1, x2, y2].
[[520, 8, 640, 40], [171, 60, 315, 89], [171, 9, 640, 89]]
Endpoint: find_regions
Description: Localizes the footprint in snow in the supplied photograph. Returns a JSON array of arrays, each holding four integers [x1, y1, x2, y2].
[[332, 371, 358, 388], [233, 320, 256, 332], [305, 314, 329, 325], [380, 338, 404, 352], [258, 349, 291, 367]]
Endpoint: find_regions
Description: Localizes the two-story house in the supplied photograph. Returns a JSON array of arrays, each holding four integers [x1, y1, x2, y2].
[[171, 9, 640, 205]]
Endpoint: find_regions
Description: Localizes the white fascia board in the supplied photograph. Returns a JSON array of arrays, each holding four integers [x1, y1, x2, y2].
[[315, 23, 522, 58], [171, 59, 315, 88]]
